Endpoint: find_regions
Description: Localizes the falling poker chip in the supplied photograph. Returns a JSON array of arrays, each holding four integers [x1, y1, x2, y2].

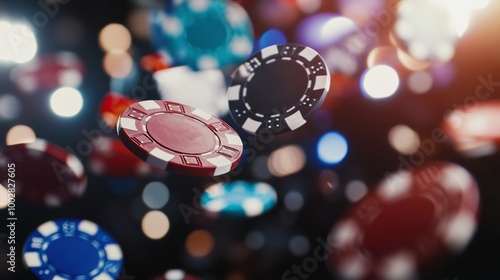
[[23, 219, 123, 280], [201, 181, 277, 217], [227, 43, 331, 135], [153, 65, 229, 117], [327, 161, 480, 280], [0, 139, 86, 207], [117, 100, 243, 177], [150, 0, 254, 70]]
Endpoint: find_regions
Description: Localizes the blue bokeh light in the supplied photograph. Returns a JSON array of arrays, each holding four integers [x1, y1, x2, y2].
[[317, 131, 348, 165]]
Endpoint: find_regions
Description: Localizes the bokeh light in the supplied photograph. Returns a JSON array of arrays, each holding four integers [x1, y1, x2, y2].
[[99, 23, 132, 52], [141, 210, 170, 239], [0, 21, 37, 63], [296, 13, 356, 50], [407, 71, 433, 94], [345, 180, 368, 202], [246, 231, 265, 250], [186, 230, 214, 258], [6, 125, 36, 145], [0, 184, 8, 209], [49, 87, 83, 117], [388, 124, 421, 155], [361, 65, 400, 99], [284, 191, 304, 212], [257, 28, 287, 51], [103, 51, 134, 78], [142, 181, 170, 209], [0, 94, 22, 121], [317, 132, 349, 165], [289, 235, 310, 256], [268, 145, 306, 177]]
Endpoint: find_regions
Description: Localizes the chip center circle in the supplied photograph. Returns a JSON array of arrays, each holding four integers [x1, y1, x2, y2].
[[147, 113, 218, 154], [187, 17, 227, 50], [245, 60, 308, 115], [362, 196, 435, 256], [45, 236, 100, 276]]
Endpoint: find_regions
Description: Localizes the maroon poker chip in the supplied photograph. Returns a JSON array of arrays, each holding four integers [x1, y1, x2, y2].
[[327, 161, 480, 280], [117, 100, 243, 177], [0, 139, 87, 207]]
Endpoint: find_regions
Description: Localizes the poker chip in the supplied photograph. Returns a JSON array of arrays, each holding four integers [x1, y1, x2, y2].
[[201, 181, 277, 217], [117, 100, 243, 177], [88, 137, 162, 177], [10, 52, 85, 94], [99, 92, 138, 127], [227, 43, 331, 135], [153, 269, 200, 280], [23, 219, 123, 280], [153, 66, 229, 117], [0, 139, 86, 207], [327, 161, 480, 280], [443, 100, 500, 143], [150, 0, 254, 70]]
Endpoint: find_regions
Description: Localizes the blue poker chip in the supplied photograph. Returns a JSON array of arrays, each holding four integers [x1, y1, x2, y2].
[[23, 219, 123, 280], [151, 0, 254, 70], [201, 181, 277, 217]]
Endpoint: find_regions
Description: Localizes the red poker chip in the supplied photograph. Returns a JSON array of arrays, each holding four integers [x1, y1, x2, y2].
[[140, 53, 170, 73], [0, 139, 87, 207], [153, 269, 200, 280], [443, 100, 500, 141], [327, 161, 479, 280], [117, 100, 243, 177], [10, 52, 85, 94], [87, 137, 162, 177], [99, 92, 138, 127]]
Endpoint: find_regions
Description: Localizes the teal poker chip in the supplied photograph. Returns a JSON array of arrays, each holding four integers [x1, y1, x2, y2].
[[151, 0, 254, 70], [201, 181, 277, 217], [23, 219, 123, 280]]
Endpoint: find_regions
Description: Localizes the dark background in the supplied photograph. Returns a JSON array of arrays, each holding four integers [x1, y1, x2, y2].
[[1, 0, 500, 279]]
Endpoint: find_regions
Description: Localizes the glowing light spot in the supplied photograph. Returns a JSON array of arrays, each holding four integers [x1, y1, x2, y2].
[[142, 181, 170, 209], [0, 95, 21, 121], [6, 125, 36, 145], [296, 13, 356, 50], [141, 210, 170, 239], [49, 87, 83, 117], [317, 132, 349, 165], [186, 230, 214, 258], [0, 21, 37, 63], [407, 71, 433, 94], [246, 231, 265, 250], [396, 48, 430, 71], [361, 65, 399, 99], [345, 180, 368, 202], [388, 125, 421, 155], [0, 184, 8, 209], [99, 23, 132, 52], [258, 29, 287, 51], [103, 51, 133, 78], [284, 191, 304, 212], [296, 0, 321, 14], [268, 145, 306, 177], [289, 235, 310, 256]]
